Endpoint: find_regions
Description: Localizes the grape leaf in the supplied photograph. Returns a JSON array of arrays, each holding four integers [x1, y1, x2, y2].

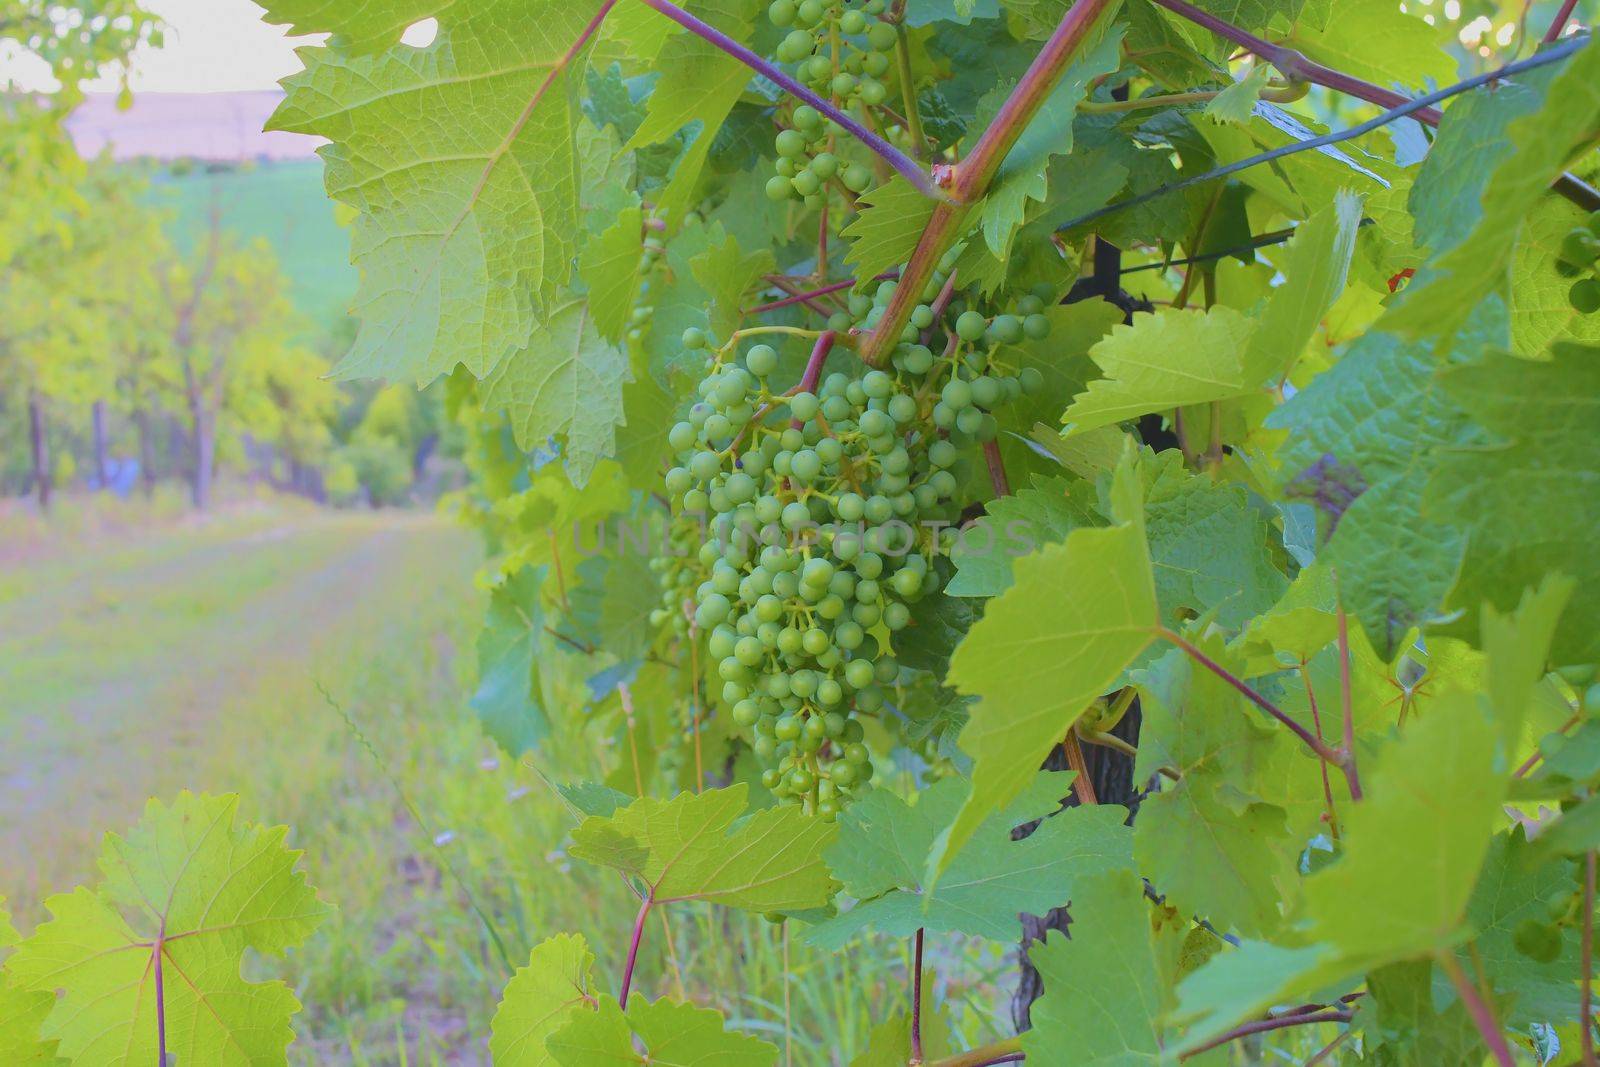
[[5, 794, 328, 1065], [549, 995, 778, 1067], [842, 176, 943, 282], [0, 899, 61, 1066], [1385, 34, 1600, 341], [623, 0, 762, 221], [1133, 643, 1296, 938], [941, 451, 1158, 865], [1457, 832, 1583, 1030], [266, 0, 603, 382], [1065, 193, 1360, 433], [688, 230, 774, 343], [479, 297, 631, 486], [1429, 344, 1600, 664], [1203, 63, 1273, 126], [976, 19, 1124, 258], [809, 773, 1132, 946], [491, 934, 601, 1066], [1239, 190, 1362, 383], [1023, 868, 1165, 1066], [847, 975, 956, 1066], [1063, 305, 1254, 434], [471, 565, 553, 756], [568, 785, 837, 910], [255, 0, 442, 52], [1267, 310, 1504, 659], [946, 475, 1101, 597], [1363, 961, 1484, 1064], [1174, 691, 1504, 1049], [581, 205, 645, 343], [1285, 0, 1454, 95]]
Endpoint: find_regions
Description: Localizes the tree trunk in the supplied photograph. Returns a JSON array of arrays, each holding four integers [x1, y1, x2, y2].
[[135, 408, 157, 497], [189, 394, 214, 510], [28, 392, 50, 511], [92, 400, 110, 488], [412, 432, 438, 480]]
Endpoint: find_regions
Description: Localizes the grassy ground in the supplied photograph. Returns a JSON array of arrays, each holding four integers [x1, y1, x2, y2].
[[0, 496, 1011, 1065]]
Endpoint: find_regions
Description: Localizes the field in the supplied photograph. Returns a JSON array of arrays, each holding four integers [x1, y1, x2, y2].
[[0, 499, 1006, 1065]]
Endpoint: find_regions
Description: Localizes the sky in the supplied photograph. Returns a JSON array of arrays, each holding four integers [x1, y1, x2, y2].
[[0, 0, 315, 94]]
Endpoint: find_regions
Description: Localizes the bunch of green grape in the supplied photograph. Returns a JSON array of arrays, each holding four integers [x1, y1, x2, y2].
[[764, 0, 912, 202], [625, 213, 670, 349], [1557, 212, 1600, 313], [647, 513, 708, 641], [658, 280, 1049, 816]]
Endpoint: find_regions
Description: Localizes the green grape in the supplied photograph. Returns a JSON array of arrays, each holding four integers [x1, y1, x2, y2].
[[793, 104, 822, 130], [866, 21, 896, 50], [842, 163, 873, 193], [955, 309, 987, 341], [775, 128, 809, 158], [1571, 278, 1600, 314]]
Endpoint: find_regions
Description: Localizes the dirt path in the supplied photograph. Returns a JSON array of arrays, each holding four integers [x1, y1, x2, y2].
[[0, 510, 479, 907]]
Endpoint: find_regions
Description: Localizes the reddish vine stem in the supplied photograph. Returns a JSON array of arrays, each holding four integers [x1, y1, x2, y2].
[[1147, 0, 1440, 124], [1544, 0, 1579, 42], [920, 269, 960, 346], [858, 0, 1121, 363], [631, 0, 934, 195], [748, 271, 899, 315], [1585, 851, 1597, 1066], [1297, 664, 1341, 840], [1149, 0, 1600, 211], [619, 893, 654, 1008], [1182, 1010, 1352, 1058], [798, 330, 838, 395], [1158, 627, 1346, 767], [154, 925, 168, 1067], [1333, 597, 1363, 801], [1437, 951, 1515, 1066], [910, 928, 926, 1064], [982, 440, 1011, 496]]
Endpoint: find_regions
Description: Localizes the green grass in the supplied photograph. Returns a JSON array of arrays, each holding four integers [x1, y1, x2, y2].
[[0, 497, 1008, 1064]]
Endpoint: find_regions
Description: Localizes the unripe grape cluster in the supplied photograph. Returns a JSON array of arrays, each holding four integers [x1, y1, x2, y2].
[[1556, 212, 1600, 314], [658, 280, 1051, 816], [764, 0, 914, 202], [625, 213, 670, 349]]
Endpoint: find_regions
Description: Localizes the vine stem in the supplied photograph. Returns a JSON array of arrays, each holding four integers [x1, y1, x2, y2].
[[619, 893, 654, 1008], [1148, 0, 1440, 123], [982, 440, 1011, 496], [1055, 34, 1600, 232], [1147, 0, 1600, 212], [1182, 1009, 1352, 1058], [925, 1036, 1024, 1067], [1297, 664, 1341, 841], [1437, 951, 1516, 1067], [1334, 596, 1363, 800], [910, 928, 926, 1064], [631, 0, 934, 195], [858, 0, 1121, 364], [797, 330, 839, 395], [152, 927, 166, 1067], [1544, 0, 1579, 42], [1158, 627, 1346, 767], [747, 272, 897, 315], [1585, 850, 1597, 1066]]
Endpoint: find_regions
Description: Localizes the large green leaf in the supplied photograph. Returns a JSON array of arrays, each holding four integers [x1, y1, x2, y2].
[[942, 451, 1158, 865], [1429, 344, 1600, 663], [479, 297, 631, 486], [1023, 868, 1165, 1066], [266, 0, 601, 382], [549, 995, 778, 1067], [809, 773, 1132, 946], [569, 785, 837, 910], [5, 794, 329, 1065], [1385, 34, 1600, 341], [1134, 644, 1296, 939], [471, 565, 553, 756], [492, 934, 601, 1066]]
